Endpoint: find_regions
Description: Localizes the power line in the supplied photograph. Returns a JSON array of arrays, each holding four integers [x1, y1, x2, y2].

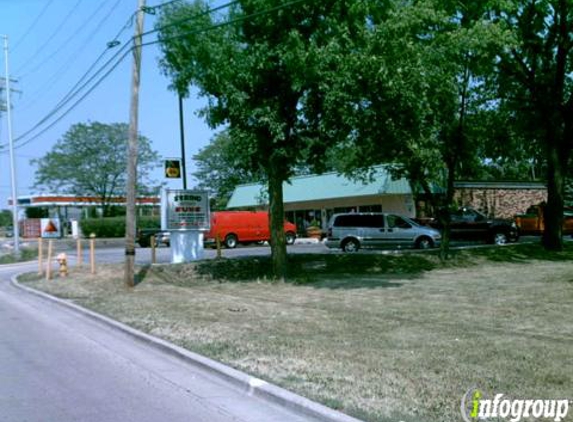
[[21, 0, 117, 79], [7, 8, 138, 145], [19, 8, 134, 113], [146, 0, 185, 10], [11, 0, 56, 51], [52, 10, 137, 111], [6, 46, 132, 151], [4, 0, 309, 152], [16, 0, 124, 111], [14, 0, 84, 75], [10, 42, 133, 147], [142, 0, 307, 46], [8, 2, 228, 149], [141, 0, 240, 38]]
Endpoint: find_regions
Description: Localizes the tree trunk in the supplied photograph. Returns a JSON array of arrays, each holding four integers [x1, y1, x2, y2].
[[439, 156, 456, 261], [542, 143, 565, 250], [267, 164, 287, 281]]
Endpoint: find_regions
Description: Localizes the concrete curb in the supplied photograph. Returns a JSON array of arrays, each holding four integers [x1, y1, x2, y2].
[[294, 237, 322, 245], [11, 274, 363, 422]]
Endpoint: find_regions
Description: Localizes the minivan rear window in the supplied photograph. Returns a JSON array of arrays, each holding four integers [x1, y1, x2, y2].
[[334, 214, 383, 228]]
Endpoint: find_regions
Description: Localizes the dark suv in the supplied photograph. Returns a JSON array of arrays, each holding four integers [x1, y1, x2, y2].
[[428, 207, 519, 245]]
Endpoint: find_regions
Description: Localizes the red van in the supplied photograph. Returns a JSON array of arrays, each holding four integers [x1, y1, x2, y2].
[[204, 211, 297, 248]]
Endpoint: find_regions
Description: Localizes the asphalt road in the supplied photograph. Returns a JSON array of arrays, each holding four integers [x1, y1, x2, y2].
[[0, 262, 327, 422], [86, 236, 549, 266]]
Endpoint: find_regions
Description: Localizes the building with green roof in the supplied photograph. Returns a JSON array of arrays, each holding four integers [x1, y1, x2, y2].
[[227, 166, 415, 232]]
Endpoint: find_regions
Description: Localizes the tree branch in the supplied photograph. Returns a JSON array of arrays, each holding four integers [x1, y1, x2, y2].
[[509, 48, 536, 93]]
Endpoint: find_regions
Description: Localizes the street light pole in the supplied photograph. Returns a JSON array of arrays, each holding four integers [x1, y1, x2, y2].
[[124, 0, 145, 287], [178, 93, 187, 189], [3, 35, 19, 254]]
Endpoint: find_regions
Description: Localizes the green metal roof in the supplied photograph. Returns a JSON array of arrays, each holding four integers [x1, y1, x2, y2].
[[227, 166, 412, 208]]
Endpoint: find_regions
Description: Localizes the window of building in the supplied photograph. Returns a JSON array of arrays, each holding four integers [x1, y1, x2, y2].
[[358, 204, 382, 213]]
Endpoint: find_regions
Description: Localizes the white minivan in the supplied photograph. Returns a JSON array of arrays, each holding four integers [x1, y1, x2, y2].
[[325, 213, 441, 252]]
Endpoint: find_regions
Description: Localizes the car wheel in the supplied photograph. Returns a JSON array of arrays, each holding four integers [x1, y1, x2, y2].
[[342, 238, 360, 253], [285, 231, 296, 245], [224, 234, 238, 249], [416, 236, 434, 249], [493, 232, 508, 245]]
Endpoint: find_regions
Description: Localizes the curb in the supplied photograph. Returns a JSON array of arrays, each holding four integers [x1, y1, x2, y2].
[[294, 237, 322, 245], [11, 274, 363, 422]]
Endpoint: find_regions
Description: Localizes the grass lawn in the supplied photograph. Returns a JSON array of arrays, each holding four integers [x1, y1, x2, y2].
[[20, 244, 573, 422], [0, 247, 38, 264]]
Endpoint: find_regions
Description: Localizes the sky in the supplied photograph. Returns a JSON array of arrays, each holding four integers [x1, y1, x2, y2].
[[0, 0, 219, 210]]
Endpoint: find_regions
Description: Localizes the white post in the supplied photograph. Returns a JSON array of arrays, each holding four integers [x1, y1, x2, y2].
[[3, 35, 19, 254]]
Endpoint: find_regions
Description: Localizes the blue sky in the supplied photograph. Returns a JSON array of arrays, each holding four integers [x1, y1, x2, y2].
[[0, 0, 218, 209]]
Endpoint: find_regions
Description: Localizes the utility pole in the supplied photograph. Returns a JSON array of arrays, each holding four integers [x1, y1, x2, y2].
[[178, 93, 187, 189], [3, 35, 19, 254], [124, 0, 145, 287]]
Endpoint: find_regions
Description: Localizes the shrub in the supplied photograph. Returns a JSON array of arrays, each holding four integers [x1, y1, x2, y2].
[[79, 216, 160, 238]]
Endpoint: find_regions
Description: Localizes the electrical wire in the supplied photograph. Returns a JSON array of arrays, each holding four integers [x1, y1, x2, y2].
[[21, 0, 117, 78], [147, 0, 185, 10], [141, 0, 240, 38], [10, 41, 133, 147], [16, 0, 124, 111], [14, 0, 84, 75], [52, 10, 137, 111], [11, 0, 56, 52], [142, 0, 308, 46], [12, 7, 137, 139], [4, 0, 309, 152], [9, 1, 230, 147], [9, 46, 133, 151]]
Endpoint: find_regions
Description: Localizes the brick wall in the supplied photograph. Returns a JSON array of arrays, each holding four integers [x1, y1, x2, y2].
[[454, 188, 547, 218]]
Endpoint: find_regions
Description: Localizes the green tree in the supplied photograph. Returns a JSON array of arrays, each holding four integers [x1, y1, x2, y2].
[[31, 122, 160, 217], [157, 0, 362, 278], [0, 209, 12, 227], [321, 0, 509, 257], [193, 130, 260, 210], [493, 0, 573, 250]]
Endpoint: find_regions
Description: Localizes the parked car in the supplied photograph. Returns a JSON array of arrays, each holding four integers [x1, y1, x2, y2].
[[136, 228, 170, 247], [514, 203, 573, 236], [204, 211, 297, 248], [427, 207, 519, 245], [325, 212, 441, 252]]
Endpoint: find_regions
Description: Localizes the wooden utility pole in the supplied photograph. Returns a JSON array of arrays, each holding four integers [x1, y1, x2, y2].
[[124, 0, 146, 287]]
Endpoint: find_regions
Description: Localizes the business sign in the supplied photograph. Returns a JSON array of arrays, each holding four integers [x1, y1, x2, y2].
[[163, 189, 210, 230], [41, 218, 61, 238], [164, 159, 181, 179]]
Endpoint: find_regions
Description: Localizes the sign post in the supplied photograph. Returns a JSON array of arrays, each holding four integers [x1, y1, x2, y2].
[[161, 189, 210, 263]]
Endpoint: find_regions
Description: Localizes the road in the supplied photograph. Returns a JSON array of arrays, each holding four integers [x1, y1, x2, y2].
[[0, 234, 556, 266], [87, 236, 548, 266], [0, 262, 329, 422]]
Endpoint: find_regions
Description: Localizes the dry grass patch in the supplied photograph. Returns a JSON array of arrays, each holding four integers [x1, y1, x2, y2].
[[20, 244, 573, 422]]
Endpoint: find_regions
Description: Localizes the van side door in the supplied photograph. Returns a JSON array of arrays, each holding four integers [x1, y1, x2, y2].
[[385, 214, 415, 247], [360, 214, 386, 248]]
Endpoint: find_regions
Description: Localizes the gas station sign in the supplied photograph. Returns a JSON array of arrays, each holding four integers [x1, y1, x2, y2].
[[162, 189, 210, 231]]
